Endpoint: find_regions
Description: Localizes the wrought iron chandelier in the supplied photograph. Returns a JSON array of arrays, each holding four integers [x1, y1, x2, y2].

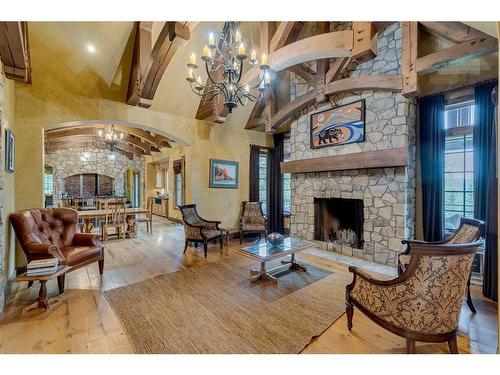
[[95, 125, 124, 152], [186, 22, 271, 113]]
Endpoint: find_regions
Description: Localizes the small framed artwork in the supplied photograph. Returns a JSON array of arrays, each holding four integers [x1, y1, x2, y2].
[[209, 159, 239, 189], [310, 99, 365, 149], [5, 128, 15, 173]]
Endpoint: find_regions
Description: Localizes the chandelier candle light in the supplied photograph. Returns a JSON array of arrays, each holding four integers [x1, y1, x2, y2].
[[186, 22, 271, 113]]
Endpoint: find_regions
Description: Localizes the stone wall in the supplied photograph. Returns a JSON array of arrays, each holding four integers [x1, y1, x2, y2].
[[45, 147, 145, 206], [289, 23, 417, 266]]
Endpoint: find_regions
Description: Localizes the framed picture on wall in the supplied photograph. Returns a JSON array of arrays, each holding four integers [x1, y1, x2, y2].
[[209, 159, 239, 189], [310, 99, 365, 149], [5, 128, 15, 173]]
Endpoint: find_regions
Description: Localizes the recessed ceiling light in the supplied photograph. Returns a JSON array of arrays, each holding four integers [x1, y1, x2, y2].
[[86, 44, 96, 54]]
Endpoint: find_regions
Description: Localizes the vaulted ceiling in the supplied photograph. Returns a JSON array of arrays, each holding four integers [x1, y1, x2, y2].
[[22, 21, 500, 136]]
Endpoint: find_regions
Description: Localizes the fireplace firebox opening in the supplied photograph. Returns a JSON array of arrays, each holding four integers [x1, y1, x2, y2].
[[314, 197, 364, 249]]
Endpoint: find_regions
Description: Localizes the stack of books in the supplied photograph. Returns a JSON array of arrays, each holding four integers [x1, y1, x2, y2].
[[27, 258, 59, 276]]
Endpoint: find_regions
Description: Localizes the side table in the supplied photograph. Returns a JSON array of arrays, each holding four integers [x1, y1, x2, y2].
[[13, 266, 70, 310]]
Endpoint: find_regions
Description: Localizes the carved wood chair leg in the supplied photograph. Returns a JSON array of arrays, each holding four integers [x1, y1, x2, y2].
[[219, 236, 223, 250], [448, 335, 459, 354], [406, 338, 416, 354], [466, 276, 477, 314], [98, 259, 104, 275], [240, 231, 243, 244], [57, 274, 66, 294], [346, 302, 354, 331], [27, 280, 34, 288], [203, 243, 208, 258], [183, 241, 189, 254]]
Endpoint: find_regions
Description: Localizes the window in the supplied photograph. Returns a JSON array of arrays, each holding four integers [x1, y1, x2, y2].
[[44, 170, 54, 195], [443, 101, 475, 233], [258, 150, 269, 215]]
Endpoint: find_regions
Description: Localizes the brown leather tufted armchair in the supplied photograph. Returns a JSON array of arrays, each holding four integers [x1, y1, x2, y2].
[[9, 208, 104, 294]]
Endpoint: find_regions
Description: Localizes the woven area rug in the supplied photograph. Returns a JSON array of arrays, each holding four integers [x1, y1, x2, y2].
[[104, 254, 351, 353]]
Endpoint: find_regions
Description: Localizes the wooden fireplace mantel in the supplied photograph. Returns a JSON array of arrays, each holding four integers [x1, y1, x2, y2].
[[280, 147, 409, 174]]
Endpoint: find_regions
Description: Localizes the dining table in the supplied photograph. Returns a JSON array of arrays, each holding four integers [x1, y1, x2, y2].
[[78, 207, 150, 237]]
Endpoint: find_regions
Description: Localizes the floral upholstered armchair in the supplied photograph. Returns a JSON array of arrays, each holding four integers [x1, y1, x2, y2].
[[179, 204, 223, 258], [346, 238, 482, 354], [239, 201, 267, 244], [397, 218, 484, 313]]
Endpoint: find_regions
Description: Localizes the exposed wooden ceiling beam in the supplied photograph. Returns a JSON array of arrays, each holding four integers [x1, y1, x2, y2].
[[113, 125, 172, 148], [45, 140, 135, 160], [127, 22, 152, 106], [352, 22, 378, 64], [140, 22, 191, 107], [419, 22, 493, 43], [0, 21, 31, 83], [243, 22, 277, 130], [271, 75, 402, 130], [416, 36, 498, 75], [287, 64, 316, 84], [269, 22, 304, 52], [241, 30, 353, 87], [402, 21, 418, 97], [127, 21, 192, 108], [315, 22, 330, 103], [325, 57, 350, 83], [45, 129, 156, 154], [194, 23, 233, 123]]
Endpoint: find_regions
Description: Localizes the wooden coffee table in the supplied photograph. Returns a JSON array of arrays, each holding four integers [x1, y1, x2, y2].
[[13, 266, 70, 310], [236, 237, 318, 283]]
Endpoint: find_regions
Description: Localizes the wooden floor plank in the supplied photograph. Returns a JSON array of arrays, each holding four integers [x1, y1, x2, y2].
[[0, 217, 497, 354]]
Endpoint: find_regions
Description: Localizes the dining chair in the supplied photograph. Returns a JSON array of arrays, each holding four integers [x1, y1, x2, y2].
[[137, 197, 154, 233], [101, 200, 126, 241]]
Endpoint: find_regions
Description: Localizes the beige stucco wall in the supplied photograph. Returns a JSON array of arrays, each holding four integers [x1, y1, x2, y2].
[[145, 120, 273, 227], [15, 83, 271, 231], [1, 65, 18, 300]]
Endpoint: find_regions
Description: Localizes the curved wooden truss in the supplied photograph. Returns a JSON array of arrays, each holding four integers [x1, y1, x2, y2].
[[127, 21, 197, 108], [245, 21, 497, 132], [270, 75, 403, 130], [45, 125, 173, 159]]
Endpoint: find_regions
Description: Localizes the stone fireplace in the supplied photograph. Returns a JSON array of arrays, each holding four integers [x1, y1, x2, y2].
[[287, 23, 416, 267]]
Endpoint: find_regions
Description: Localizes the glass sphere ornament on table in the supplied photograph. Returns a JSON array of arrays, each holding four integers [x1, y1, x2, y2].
[[267, 232, 284, 246]]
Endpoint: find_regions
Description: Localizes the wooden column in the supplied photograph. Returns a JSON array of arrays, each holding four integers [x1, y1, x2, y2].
[[402, 21, 418, 97]]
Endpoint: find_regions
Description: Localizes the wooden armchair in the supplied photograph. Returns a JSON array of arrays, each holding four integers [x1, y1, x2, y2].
[[179, 204, 223, 258], [239, 201, 267, 244], [398, 218, 484, 313], [346, 239, 482, 353]]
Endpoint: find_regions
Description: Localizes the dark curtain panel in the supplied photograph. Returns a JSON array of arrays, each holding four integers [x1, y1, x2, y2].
[[419, 94, 446, 241], [474, 81, 498, 302], [268, 134, 284, 233], [249, 145, 261, 202]]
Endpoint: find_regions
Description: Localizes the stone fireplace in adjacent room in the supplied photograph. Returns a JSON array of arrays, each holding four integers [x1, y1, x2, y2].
[[314, 198, 364, 249]]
